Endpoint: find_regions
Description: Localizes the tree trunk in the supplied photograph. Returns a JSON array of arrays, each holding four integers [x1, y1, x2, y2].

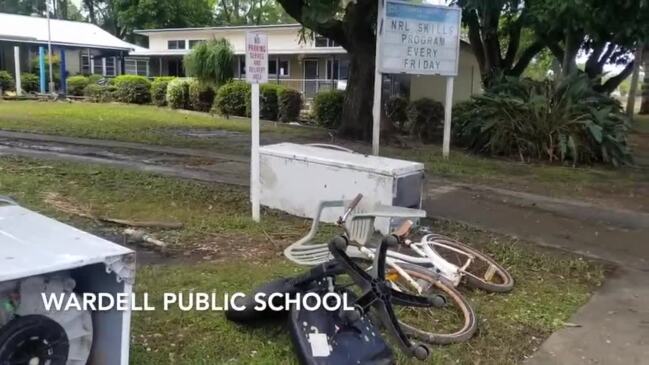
[[640, 47, 649, 115], [338, 44, 375, 139]]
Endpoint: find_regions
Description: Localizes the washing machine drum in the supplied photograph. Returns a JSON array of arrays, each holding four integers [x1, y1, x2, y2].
[[0, 275, 93, 365]]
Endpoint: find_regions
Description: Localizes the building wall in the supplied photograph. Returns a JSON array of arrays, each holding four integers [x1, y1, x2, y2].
[[145, 27, 341, 54], [409, 45, 482, 104]]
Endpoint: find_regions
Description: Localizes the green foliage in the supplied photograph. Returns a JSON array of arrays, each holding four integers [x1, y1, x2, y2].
[[312, 90, 344, 128], [87, 75, 103, 85], [406, 98, 444, 142], [184, 39, 234, 87], [151, 77, 175, 107], [0, 71, 15, 92], [453, 74, 633, 166], [277, 88, 302, 123], [29, 54, 61, 83], [84, 84, 116, 103], [213, 80, 250, 117], [385, 95, 409, 131], [188, 79, 216, 112], [112, 75, 152, 104], [20, 73, 39, 93], [66, 75, 89, 96], [166, 79, 191, 110], [245, 84, 282, 120]]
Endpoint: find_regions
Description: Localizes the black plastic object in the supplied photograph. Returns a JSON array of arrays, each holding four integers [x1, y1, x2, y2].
[[0, 315, 69, 365], [288, 283, 394, 365]]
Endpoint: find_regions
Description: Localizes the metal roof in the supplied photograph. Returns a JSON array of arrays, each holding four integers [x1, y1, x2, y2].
[[135, 23, 302, 35], [0, 12, 137, 51]]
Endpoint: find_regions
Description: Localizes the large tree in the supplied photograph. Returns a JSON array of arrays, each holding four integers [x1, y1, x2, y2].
[[529, 0, 649, 93], [214, 0, 293, 25], [457, 0, 546, 88], [276, 0, 377, 139]]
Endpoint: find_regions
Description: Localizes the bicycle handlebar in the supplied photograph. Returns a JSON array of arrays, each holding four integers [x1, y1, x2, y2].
[[338, 193, 363, 224]]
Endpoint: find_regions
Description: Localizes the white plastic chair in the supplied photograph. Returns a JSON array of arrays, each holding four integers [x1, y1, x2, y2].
[[284, 197, 426, 266]]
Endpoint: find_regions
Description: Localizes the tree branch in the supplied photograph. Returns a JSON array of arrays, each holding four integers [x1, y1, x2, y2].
[[276, 0, 347, 49], [509, 40, 545, 76], [597, 60, 635, 93], [464, 9, 486, 75], [503, 17, 522, 68]]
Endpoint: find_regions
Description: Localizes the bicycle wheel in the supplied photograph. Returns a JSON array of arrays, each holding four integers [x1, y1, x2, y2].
[[387, 263, 477, 345], [425, 234, 514, 293]]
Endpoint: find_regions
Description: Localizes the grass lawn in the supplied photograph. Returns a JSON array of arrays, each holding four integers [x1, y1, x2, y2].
[[0, 156, 605, 364], [0, 100, 325, 149]]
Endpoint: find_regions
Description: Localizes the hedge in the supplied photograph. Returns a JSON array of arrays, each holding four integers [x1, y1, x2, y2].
[[278, 88, 302, 122], [151, 77, 175, 106], [67, 75, 89, 96], [385, 96, 409, 132], [406, 98, 444, 142], [213, 80, 250, 117], [20, 73, 39, 93], [312, 90, 344, 128], [84, 84, 116, 103], [188, 80, 216, 112], [0, 71, 14, 92], [244, 84, 282, 120], [112, 75, 151, 104], [167, 78, 191, 109]]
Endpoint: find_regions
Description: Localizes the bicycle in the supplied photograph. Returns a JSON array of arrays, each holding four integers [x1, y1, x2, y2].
[[226, 225, 443, 363], [285, 193, 513, 344]]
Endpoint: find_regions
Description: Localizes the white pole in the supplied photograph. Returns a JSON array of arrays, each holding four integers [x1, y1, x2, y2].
[[13, 46, 22, 96], [251, 83, 261, 222], [442, 77, 454, 159], [46, 2, 55, 93], [371, 0, 384, 156]]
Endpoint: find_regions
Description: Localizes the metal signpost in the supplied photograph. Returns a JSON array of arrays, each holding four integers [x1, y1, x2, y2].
[[245, 32, 268, 222], [374, 0, 462, 158]]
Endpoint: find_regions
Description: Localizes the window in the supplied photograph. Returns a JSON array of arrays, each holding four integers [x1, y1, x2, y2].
[[268, 59, 290, 77], [315, 35, 339, 47], [125, 58, 149, 76], [326, 59, 350, 80], [168, 40, 186, 50], [81, 54, 90, 74], [105, 57, 116, 76], [92, 57, 103, 75], [239, 58, 246, 76], [189, 40, 204, 48]]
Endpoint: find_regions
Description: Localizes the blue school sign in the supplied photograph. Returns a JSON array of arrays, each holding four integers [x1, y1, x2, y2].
[[379, 0, 461, 76]]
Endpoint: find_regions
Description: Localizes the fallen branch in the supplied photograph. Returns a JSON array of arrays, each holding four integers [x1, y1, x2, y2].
[[101, 218, 183, 229], [123, 228, 167, 251]]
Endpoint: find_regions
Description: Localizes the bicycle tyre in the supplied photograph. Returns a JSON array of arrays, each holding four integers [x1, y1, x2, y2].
[[425, 234, 514, 293], [387, 263, 477, 345]]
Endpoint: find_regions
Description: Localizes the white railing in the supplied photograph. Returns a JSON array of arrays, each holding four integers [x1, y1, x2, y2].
[[234, 78, 347, 99]]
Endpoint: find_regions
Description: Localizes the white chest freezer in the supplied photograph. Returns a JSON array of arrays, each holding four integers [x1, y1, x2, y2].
[[0, 198, 135, 365], [259, 143, 425, 233]]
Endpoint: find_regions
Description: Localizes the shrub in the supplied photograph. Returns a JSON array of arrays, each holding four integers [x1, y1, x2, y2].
[[453, 74, 632, 166], [0, 71, 14, 92], [184, 38, 234, 87], [385, 96, 409, 131], [312, 90, 344, 128], [151, 77, 175, 106], [112, 75, 151, 104], [213, 80, 250, 117], [278, 88, 302, 122], [406, 98, 444, 142], [188, 80, 216, 112], [245, 84, 282, 120], [20, 73, 39, 93], [84, 84, 116, 102], [87, 74, 103, 84], [29, 55, 60, 84], [66, 75, 89, 96], [166, 78, 191, 109]]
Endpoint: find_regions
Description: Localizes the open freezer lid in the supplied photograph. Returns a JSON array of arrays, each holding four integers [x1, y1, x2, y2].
[[0, 204, 133, 282], [259, 143, 424, 176]]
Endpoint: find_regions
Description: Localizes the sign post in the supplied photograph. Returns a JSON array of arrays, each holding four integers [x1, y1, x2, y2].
[[245, 32, 268, 222], [376, 0, 461, 158]]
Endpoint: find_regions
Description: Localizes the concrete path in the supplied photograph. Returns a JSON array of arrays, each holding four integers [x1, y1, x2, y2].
[[2, 131, 649, 363]]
